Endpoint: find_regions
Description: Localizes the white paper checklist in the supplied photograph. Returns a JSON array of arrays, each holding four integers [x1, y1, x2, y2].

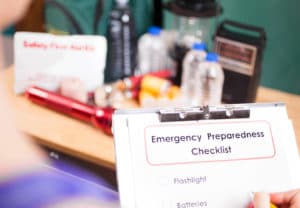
[[113, 103, 300, 208]]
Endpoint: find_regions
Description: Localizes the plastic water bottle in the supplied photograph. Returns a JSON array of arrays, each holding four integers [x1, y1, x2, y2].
[[195, 53, 224, 106], [180, 42, 207, 106], [137, 26, 168, 74], [105, 0, 137, 82]]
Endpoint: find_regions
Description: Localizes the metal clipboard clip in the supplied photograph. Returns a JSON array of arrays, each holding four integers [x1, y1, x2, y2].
[[159, 105, 250, 122]]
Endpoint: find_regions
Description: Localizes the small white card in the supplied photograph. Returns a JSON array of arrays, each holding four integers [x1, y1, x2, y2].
[[14, 32, 107, 94], [113, 103, 300, 208]]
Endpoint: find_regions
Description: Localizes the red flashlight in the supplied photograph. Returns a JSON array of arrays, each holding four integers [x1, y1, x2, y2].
[[26, 86, 115, 135]]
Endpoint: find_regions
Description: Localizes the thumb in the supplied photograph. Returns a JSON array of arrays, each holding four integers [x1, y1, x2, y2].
[[253, 192, 270, 208]]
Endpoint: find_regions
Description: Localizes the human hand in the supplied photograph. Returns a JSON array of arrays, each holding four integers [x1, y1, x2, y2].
[[270, 190, 300, 208], [248, 192, 270, 208], [249, 190, 300, 208]]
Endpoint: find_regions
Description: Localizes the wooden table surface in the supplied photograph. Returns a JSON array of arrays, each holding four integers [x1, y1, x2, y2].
[[1, 66, 300, 170]]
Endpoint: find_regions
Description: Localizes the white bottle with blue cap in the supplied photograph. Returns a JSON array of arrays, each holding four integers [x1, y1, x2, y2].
[[181, 42, 207, 106], [195, 52, 224, 106], [137, 26, 168, 74]]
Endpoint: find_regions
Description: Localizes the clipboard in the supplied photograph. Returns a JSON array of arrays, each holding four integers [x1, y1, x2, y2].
[[112, 103, 300, 208]]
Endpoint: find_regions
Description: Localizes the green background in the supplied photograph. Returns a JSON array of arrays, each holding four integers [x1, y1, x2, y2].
[[45, 0, 300, 95], [45, 0, 153, 37]]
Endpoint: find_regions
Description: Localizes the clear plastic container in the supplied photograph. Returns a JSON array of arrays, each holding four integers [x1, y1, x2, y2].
[[195, 53, 224, 106], [175, 16, 213, 49], [180, 42, 207, 106], [169, 14, 216, 85], [137, 26, 168, 74]]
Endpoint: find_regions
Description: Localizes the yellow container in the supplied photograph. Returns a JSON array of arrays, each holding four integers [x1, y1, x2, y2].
[[140, 75, 171, 96]]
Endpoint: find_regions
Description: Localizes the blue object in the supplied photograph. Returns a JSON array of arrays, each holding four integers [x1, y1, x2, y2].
[[148, 26, 161, 35], [192, 42, 206, 51], [206, 52, 219, 62], [0, 163, 119, 208]]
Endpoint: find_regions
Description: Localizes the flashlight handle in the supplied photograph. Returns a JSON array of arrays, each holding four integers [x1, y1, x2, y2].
[[26, 86, 114, 135]]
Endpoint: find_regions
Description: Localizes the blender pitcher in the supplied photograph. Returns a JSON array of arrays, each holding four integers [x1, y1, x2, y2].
[[164, 0, 222, 85]]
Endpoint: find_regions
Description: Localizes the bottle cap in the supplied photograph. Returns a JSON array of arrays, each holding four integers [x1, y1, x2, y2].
[[148, 26, 162, 36], [206, 53, 219, 62], [192, 42, 206, 51]]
